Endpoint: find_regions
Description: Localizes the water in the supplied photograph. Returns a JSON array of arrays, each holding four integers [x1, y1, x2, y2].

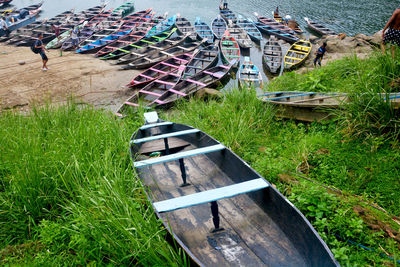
[[5, 0, 399, 85]]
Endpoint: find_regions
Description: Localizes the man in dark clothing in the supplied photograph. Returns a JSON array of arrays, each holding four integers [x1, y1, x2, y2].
[[0, 17, 10, 37], [34, 34, 49, 71], [314, 42, 327, 67], [382, 7, 400, 58]]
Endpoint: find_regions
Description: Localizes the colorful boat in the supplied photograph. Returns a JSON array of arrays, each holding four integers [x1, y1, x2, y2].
[[145, 15, 176, 38], [220, 32, 240, 67], [238, 56, 263, 89], [95, 30, 147, 57], [253, 21, 299, 43], [226, 20, 252, 49], [211, 15, 227, 39], [182, 43, 219, 79], [128, 111, 339, 266], [262, 36, 282, 74], [112, 0, 135, 18], [284, 40, 312, 69], [194, 17, 214, 44], [236, 16, 262, 42], [175, 15, 198, 42], [219, 6, 237, 24]]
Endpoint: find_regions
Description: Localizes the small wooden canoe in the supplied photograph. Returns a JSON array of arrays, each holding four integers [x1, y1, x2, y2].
[[175, 16, 198, 42], [219, 6, 237, 24], [0, 6, 41, 37], [95, 30, 147, 58], [238, 56, 264, 89], [220, 32, 240, 67], [122, 40, 205, 70], [273, 11, 303, 34], [304, 17, 336, 36], [262, 36, 282, 74], [254, 21, 299, 43], [46, 21, 87, 49], [146, 15, 176, 38], [112, 0, 135, 18], [227, 20, 252, 49], [129, 112, 339, 266], [255, 13, 295, 35], [194, 17, 214, 44], [284, 40, 312, 69], [211, 15, 227, 39], [182, 43, 219, 79], [236, 16, 262, 42]]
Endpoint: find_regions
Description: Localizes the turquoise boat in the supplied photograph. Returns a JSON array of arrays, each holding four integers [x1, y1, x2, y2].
[[76, 29, 132, 54], [145, 15, 176, 38], [194, 17, 214, 44], [112, 0, 135, 18]]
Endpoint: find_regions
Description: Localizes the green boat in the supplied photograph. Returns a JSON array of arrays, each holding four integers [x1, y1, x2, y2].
[[45, 21, 88, 49], [112, 0, 135, 18]]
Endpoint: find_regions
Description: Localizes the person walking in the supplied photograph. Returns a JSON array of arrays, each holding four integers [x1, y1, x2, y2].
[[51, 24, 60, 40], [382, 7, 400, 58], [34, 33, 49, 71], [70, 26, 79, 50], [314, 42, 327, 67]]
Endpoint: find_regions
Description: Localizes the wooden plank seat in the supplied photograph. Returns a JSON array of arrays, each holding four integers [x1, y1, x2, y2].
[[140, 121, 173, 130], [265, 92, 316, 101], [133, 129, 200, 144], [169, 89, 187, 96], [289, 95, 337, 104]]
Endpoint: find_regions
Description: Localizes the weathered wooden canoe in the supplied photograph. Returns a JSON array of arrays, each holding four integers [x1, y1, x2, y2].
[[219, 6, 237, 24], [46, 21, 88, 49], [112, 0, 135, 18], [220, 32, 240, 67], [236, 16, 262, 42], [262, 36, 282, 74], [146, 15, 176, 38], [304, 17, 336, 36], [226, 20, 252, 49], [194, 17, 214, 44], [284, 40, 312, 69], [181, 43, 219, 79], [273, 10, 303, 34], [0, 5, 41, 36], [129, 112, 339, 266], [255, 13, 295, 35], [254, 21, 299, 43], [122, 40, 205, 70], [95, 30, 147, 57], [211, 15, 227, 39], [238, 56, 264, 89], [175, 16, 198, 42]]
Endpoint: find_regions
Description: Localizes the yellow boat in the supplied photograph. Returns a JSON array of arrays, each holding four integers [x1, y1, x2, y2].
[[1, 9, 14, 16], [284, 40, 312, 69]]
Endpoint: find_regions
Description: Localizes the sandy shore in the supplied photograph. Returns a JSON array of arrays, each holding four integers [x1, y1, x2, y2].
[[0, 44, 139, 112]]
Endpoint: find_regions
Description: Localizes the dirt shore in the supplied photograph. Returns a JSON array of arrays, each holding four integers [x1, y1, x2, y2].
[[0, 44, 139, 113]]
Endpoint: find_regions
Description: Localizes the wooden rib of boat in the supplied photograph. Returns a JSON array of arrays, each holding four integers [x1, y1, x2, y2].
[[128, 111, 339, 266], [194, 17, 214, 44], [227, 20, 252, 49], [253, 21, 299, 43], [284, 40, 312, 69], [175, 16, 198, 42], [127, 53, 194, 90], [146, 15, 176, 38], [255, 13, 295, 35], [304, 17, 336, 36], [122, 40, 205, 70], [236, 16, 262, 42], [220, 32, 240, 67], [101, 26, 175, 61], [95, 30, 146, 57], [211, 15, 227, 39], [238, 56, 264, 89], [219, 6, 237, 24], [112, 0, 135, 18], [262, 36, 282, 74], [182, 43, 219, 79]]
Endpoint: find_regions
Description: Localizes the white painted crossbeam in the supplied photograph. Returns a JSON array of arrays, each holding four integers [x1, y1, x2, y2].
[[134, 144, 225, 168], [139, 121, 174, 130], [154, 178, 269, 213], [133, 129, 200, 144]]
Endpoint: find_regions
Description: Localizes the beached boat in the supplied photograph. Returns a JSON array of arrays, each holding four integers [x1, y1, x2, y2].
[[262, 36, 282, 74], [95, 30, 147, 57], [112, 0, 135, 18], [253, 21, 299, 43], [220, 32, 240, 67], [194, 17, 214, 44], [182, 43, 219, 78], [238, 56, 263, 89], [211, 15, 227, 39], [102, 26, 175, 61], [219, 6, 237, 24], [284, 40, 312, 69], [146, 15, 176, 38], [128, 111, 339, 266], [254, 13, 296, 35], [127, 53, 194, 90], [46, 21, 88, 49], [122, 40, 205, 70], [236, 16, 262, 42], [272, 10, 303, 34], [175, 16, 198, 42], [226, 20, 252, 49], [0, 4, 41, 36], [304, 17, 336, 36]]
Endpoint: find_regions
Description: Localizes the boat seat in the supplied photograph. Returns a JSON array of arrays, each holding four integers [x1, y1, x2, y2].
[[186, 79, 206, 86], [125, 101, 139, 107], [134, 144, 225, 168], [140, 90, 162, 97], [169, 88, 187, 96], [266, 92, 316, 101], [150, 68, 168, 74], [132, 129, 199, 144], [154, 178, 269, 213], [139, 121, 174, 130], [155, 80, 175, 86], [289, 95, 337, 103]]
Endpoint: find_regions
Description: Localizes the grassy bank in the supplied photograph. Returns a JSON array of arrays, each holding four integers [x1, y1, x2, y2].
[[1, 51, 399, 266]]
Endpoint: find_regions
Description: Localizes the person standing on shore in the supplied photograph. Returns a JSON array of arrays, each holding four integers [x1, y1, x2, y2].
[[34, 34, 49, 71], [0, 17, 10, 37], [70, 26, 79, 50], [314, 42, 327, 67], [51, 24, 60, 40], [381, 7, 400, 58]]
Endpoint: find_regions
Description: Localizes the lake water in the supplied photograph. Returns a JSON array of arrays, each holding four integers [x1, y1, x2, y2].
[[5, 0, 398, 86]]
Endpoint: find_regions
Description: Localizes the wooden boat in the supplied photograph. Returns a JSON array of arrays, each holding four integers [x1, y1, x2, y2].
[[95, 30, 147, 57], [272, 10, 303, 34], [175, 15, 198, 42], [127, 54, 194, 90], [194, 17, 214, 44], [238, 56, 264, 89], [128, 111, 339, 266], [101, 26, 175, 61], [146, 15, 176, 38], [262, 36, 282, 74], [284, 40, 312, 69], [46, 21, 88, 49], [253, 21, 299, 43], [254, 13, 295, 35], [0, 5, 41, 36], [220, 32, 240, 67], [211, 15, 227, 39], [236, 16, 262, 42], [122, 40, 205, 70], [112, 0, 135, 18], [182, 43, 219, 79], [135, 13, 166, 33], [0, 0, 12, 7], [304, 18, 336, 36], [219, 6, 237, 24], [226, 20, 252, 49]]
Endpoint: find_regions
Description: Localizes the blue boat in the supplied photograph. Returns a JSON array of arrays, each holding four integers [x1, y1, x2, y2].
[[219, 6, 237, 23], [211, 15, 227, 39], [145, 15, 176, 38], [253, 21, 299, 43], [194, 17, 214, 44], [237, 16, 262, 42], [238, 56, 264, 89], [76, 29, 132, 54]]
